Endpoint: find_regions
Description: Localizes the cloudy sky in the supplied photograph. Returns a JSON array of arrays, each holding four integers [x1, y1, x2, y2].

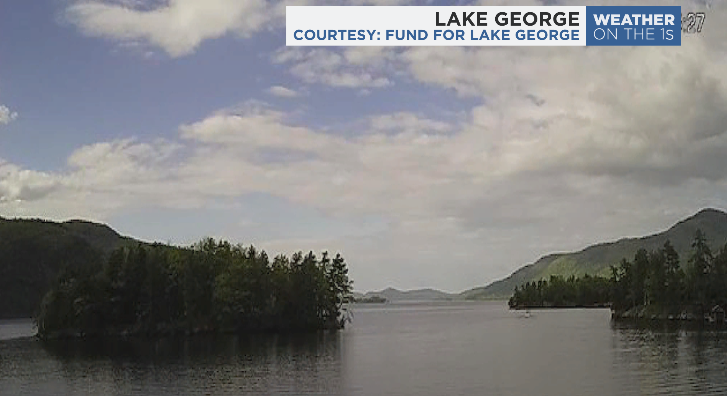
[[0, 0, 725, 293]]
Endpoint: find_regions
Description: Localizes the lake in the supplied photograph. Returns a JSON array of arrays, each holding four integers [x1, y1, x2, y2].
[[2, 301, 727, 396]]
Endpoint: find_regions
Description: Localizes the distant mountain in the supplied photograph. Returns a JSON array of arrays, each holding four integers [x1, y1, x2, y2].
[[462, 208, 727, 300], [7, 208, 727, 316], [0, 217, 140, 318], [362, 287, 457, 302]]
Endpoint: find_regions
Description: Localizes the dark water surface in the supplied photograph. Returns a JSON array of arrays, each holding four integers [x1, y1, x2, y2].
[[3, 302, 727, 395]]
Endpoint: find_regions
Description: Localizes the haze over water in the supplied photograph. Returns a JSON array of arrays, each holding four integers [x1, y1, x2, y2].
[[2, 302, 727, 396]]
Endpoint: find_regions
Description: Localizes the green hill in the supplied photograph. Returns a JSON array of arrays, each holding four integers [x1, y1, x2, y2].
[[462, 208, 727, 300], [0, 217, 139, 318]]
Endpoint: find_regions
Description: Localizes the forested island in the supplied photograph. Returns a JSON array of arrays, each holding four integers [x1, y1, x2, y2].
[[507, 274, 611, 309], [509, 230, 727, 322], [353, 296, 388, 304], [36, 238, 353, 339]]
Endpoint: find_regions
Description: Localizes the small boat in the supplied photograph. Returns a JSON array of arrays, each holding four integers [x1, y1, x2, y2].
[[523, 309, 531, 318]]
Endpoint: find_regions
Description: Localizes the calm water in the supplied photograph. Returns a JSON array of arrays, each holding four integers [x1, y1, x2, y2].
[[2, 302, 727, 396]]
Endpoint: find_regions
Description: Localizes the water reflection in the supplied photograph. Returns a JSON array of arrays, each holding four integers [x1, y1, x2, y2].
[[7, 332, 345, 396], [6, 305, 727, 396], [610, 320, 727, 396], [43, 332, 341, 362]]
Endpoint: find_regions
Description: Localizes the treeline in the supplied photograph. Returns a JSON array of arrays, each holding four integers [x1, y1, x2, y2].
[[509, 230, 727, 314], [508, 274, 611, 308], [610, 230, 727, 313], [36, 238, 353, 339]]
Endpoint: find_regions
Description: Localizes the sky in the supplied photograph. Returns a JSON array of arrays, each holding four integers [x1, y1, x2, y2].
[[0, 0, 726, 293]]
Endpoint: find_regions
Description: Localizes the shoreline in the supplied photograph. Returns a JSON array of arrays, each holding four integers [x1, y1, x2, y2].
[[38, 325, 346, 341], [609, 305, 725, 322], [510, 304, 611, 310], [510, 304, 727, 323]]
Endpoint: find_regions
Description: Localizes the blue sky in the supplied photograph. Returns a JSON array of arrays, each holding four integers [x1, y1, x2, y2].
[[0, 0, 725, 292]]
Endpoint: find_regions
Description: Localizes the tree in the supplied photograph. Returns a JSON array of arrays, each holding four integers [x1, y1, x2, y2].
[[646, 249, 666, 306], [688, 229, 713, 309], [662, 240, 683, 306], [710, 243, 727, 306], [632, 249, 649, 307], [327, 253, 353, 327]]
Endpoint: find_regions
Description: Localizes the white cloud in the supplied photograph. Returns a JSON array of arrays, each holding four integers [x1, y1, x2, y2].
[[0, 138, 184, 219], [66, 138, 180, 191], [0, 106, 18, 125], [13, 0, 727, 291], [64, 0, 420, 57], [0, 161, 59, 203], [402, 42, 727, 184], [368, 112, 454, 135], [179, 103, 340, 151], [65, 0, 272, 57], [273, 47, 398, 88], [266, 85, 300, 98], [347, 0, 418, 5], [4, 68, 727, 289]]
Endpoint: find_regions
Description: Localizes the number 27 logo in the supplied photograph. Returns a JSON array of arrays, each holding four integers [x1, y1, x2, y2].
[[682, 12, 706, 34]]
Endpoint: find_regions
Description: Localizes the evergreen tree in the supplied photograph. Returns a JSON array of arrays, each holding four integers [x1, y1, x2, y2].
[[688, 229, 713, 309], [662, 240, 683, 306]]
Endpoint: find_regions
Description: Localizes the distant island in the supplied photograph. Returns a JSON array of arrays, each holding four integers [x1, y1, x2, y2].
[[355, 287, 456, 302], [353, 296, 388, 304], [35, 239, 353, 339], [509, 229, 727, 323]]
